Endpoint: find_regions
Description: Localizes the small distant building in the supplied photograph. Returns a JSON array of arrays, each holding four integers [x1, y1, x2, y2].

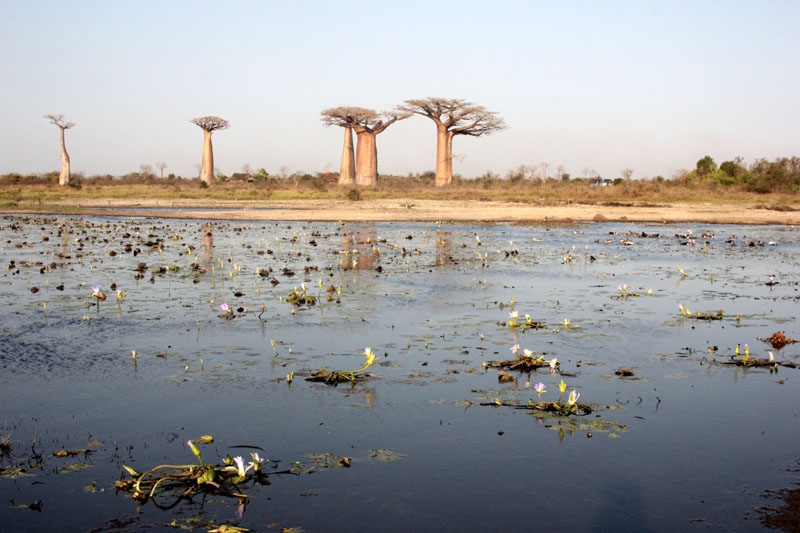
[[229, 173, 253, 183], [589, 178, 614, 187]]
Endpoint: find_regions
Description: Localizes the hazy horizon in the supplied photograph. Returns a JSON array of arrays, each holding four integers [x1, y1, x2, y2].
[[2, 1, 798, 181]]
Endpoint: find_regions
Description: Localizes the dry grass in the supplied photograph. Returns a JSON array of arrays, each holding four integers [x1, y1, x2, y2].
[[0, 175, 796, 210]]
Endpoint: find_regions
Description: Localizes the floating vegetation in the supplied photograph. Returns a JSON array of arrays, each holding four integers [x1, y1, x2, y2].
[[116, 440, 276, 509], [305, 347, 377, 385], [480, 379, 592, 417], [759, 331, 797, 350], [369, 449, 405, 462], [678, 304, 724, 320], [707, 346, 797, 369], [485, 344, 557, 372]]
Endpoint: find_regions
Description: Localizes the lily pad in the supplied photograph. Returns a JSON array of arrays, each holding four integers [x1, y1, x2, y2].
[[369, 449, 405, 462]]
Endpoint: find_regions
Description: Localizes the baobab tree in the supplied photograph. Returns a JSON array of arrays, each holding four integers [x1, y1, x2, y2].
[[190, 116, 229, 186], [399, 98, 505, 186], [155, 162, 168, 179], [43, 114, 76, 186], [321, 106, 410, 187], [321, 107, 358, 185]]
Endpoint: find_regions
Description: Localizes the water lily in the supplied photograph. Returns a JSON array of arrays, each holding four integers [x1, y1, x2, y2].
[[249, 452, 264, 473], [567, 390, 580, 406], [523, 349, 534, 359], [351, 347, 377, 374], [220, 302, 233, 315], [558, 379, 567, 394], [549, 357, 559, 371], [769, 351, 775, 362], [187, 439, 205, 466], [563, 318, 570, 327], [92, 285, 101, 296], [509, 310, 519, 320], [364, 347, 376, 367], [533, 382, 546, 395], [510, 344, 520, 356], [225, 455, 252, 477]]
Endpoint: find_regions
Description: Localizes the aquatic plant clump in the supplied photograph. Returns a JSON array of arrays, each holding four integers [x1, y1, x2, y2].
[[116, 439, 274, 508], [485, 345, 558, 372], [305, 347, 377, 384]]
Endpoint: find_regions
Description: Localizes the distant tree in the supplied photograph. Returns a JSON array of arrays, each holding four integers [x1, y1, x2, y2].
[[155, 162, 168, 179], [719, 157, 745, 178], [321, 106, 410, 187], [139, 164, 155, 179], [191, 116, 229, 186], [696, 155, 717, 176], [540, 162, 550, 181], [399, 98, 505, 186], [43, 114, 76, 186], [621, 168, 634, 181]]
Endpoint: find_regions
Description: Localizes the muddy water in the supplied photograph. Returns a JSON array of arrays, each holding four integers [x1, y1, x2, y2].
[[0, 214, 798, 531]]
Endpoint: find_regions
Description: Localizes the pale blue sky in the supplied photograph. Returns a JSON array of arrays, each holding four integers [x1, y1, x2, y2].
[[1, 0, 798, 180]]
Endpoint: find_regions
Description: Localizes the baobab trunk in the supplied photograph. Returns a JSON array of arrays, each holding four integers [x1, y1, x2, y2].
[[434, 126, 454, 187], [338, 127, 356, 186], [355, 131, 378, 187], [58, 127, 71, 186], [200, 129, 214, 186]]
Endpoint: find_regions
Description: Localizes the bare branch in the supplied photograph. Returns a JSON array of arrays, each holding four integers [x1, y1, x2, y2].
[[190, 116, 230, 132], [43, 114, 76, 129]]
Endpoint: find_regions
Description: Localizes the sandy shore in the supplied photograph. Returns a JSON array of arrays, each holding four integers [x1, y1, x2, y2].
[[13, 198, 800, 225]]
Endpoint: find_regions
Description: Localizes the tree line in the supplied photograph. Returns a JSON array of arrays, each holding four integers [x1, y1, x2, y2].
[[39, 107, 799, 194], [43, 97, 504, 189]]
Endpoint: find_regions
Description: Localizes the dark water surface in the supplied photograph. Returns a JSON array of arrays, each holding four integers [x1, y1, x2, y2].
[[1, 214, 798, 531]]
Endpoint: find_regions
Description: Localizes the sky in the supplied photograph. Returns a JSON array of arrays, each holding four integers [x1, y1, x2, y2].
[[1, 0, 798, 181]]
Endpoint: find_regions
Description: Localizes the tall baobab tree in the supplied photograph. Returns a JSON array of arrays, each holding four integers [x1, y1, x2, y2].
[[399, 98, 505, 186], [321, 107, 358, 185], [191, 116, 229, 186], [43, 114, 76, 186], [321, 107, 409, 187]]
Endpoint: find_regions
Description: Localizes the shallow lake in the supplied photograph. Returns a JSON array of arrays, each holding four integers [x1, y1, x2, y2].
[[1, 214, 798, 532]]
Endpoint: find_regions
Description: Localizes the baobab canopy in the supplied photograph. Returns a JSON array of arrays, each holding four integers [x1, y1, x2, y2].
[[191, 116, 230, 132]]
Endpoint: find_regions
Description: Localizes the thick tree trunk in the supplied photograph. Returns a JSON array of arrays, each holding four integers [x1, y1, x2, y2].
[[355, 131, 378, 187], [200, 129, 214, 185], [338, 127, 356, 186], [58, 127, 70, 186], [434, 126, 454, 187]]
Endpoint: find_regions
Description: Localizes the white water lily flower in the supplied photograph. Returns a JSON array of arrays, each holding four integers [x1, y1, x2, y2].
[[225, 456, 252, 477], [568, 390, 580, 406], [249, 452, 264, 473]]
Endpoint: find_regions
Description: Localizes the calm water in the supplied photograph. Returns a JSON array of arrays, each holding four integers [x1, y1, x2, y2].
[[0, 214, 798, 532]]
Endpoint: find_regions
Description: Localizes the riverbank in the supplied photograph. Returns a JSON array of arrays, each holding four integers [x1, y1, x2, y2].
[[7, 198, 799, 225]]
